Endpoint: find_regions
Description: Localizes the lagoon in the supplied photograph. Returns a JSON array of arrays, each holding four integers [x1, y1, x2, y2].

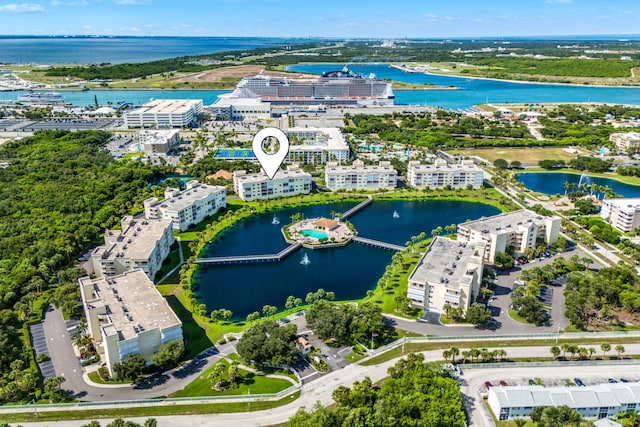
[[194, 200, 500, 318], [516, 172, 640, 197]]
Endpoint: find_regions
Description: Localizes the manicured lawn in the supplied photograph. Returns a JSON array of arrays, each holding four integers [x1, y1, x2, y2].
[[449, 147, 589, 164], [163, 294, 215, 358], [171, 359, 293, 398]]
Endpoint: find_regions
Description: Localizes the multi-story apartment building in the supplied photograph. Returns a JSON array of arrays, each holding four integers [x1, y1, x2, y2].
[[407, 237, 485, 313], [324, 160, 397, 191], [233, 164, 312, 202], [144, 180, 226, 231], [90, 216, 174, 281], [601, 198, 640, 232], [457, 210, 561, 263], [124, 99, 203, 129], [285, 127, 350, 165], [407, 159, 484, 189], [79, 270, 183, 377], [610, 132, 640, 152]]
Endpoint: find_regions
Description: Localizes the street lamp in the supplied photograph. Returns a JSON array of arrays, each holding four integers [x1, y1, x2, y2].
[[556, 327, 561, 344]]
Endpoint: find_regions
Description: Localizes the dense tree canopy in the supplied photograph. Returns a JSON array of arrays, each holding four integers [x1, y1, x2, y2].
[[287, 353, 466, 427], [236, 320, 298, 367], [306, 300, 385, 346]]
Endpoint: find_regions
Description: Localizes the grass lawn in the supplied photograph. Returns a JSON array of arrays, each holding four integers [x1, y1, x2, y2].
[[1, 391, 301, 424], [508, 309, 532, 325], [449, 147, 589, 164], [162, 294, 215, 358], [170, 360, 293, 398], [87, 370, 130, 385]]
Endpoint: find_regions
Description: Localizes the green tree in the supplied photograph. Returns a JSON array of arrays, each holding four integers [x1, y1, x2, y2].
[[615, 344, 626, 358], [236, 320, 298, 367], [151, 340, 184, 369], [112, 354, 148, 381], [550, 346, 561, 360], [601, 342, 611, 358], [465, 303, 492, 325], [262, 304, 278, 318], [493, 158, 509, 169], [246, 311, 260, 324]]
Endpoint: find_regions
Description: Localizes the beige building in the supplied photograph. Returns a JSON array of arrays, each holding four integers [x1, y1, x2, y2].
[[144, 180, 226, 231], [211, 95, 271, 121], [90, 216, 174, 281], [407, 237, 485, 313], [610, 132, 640, 152], [286, 127, 350, 165], [407, 159, 484, 189], [79, 270, 183, 377], [138, 129, 180, 155], [601, 198, 640, 232], [457, 210, 561, 263], [324, 160, 397, 191], [233, 165, 312, 202], [124, 99, 204, 129]]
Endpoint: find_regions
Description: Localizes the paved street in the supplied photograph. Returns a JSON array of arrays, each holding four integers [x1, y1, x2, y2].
[[16, 345, 640, 427]]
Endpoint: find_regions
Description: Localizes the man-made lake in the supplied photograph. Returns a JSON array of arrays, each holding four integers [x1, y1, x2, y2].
[[194, 200, 500, 318], [516, 172, 640, 197]]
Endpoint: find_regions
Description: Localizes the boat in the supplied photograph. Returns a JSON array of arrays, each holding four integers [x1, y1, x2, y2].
[[17, 91, 64, 103]]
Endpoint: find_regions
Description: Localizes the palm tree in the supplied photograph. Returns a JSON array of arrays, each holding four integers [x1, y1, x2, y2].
[[601, 342, 611, 358], [550, 346, 561, 360], [442, 349, 452, 362], [450, 347, 460, 363], [588, 347, 596, 360], [461, 350, 470, 364], [615, 345, 625, 359]]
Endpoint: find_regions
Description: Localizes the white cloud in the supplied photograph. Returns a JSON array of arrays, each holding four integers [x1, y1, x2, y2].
[[114, 0, 150, 4], [130, 26, 141, 31], [0, 3, 45, 12], [543, 0, 573, 4], [83, 24, 91, 29]]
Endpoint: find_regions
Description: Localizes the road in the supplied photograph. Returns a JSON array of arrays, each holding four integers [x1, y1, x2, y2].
[[16, 344, 640, 427], [40, 306, 238, 402]]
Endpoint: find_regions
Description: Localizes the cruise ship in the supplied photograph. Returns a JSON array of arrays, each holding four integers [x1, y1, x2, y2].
[[17, 91, 65, 103], [228, 67, 394, 107]]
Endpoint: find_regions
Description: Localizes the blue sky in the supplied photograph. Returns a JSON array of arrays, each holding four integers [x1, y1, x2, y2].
[[0, 0, 638, 37]]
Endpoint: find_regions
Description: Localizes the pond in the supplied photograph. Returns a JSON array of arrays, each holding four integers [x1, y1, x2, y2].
[[516, 172, 640, 198], [193, 200, 500, 318]]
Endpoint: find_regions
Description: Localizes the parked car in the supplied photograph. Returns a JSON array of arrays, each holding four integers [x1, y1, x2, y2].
[[620, 378, 630, 383], [499, 380, 508, 386], [528, 379, 536, 386], [574, 378, 585, 387], [608, 378, 618, 383]]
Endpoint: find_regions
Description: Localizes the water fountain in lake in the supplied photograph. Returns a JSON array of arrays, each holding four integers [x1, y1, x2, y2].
[[392, 210, 400, 219], [300, 253, 311, 265], [578, 173, 592, 188], [271, 215, 280, 225]]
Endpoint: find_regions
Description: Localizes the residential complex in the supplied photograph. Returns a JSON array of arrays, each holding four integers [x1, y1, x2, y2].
[[406, 237, 485, 313], [407, 159, 484, 189], [90, 216, 174, 281], [138, 129, 180, 155], [601, 198, 640, 232], [79, 270, 183, 377], [144, 180, 227, 231], [124, 99, 204, 129], [457, 210, 561, 263], [286, 127, 350, 165], [324, 160, 397, 191], [488, 382, 640, 421], [210, 95, 271, 121], [610, 132, 640, 152], [233, 164, 312, 202]]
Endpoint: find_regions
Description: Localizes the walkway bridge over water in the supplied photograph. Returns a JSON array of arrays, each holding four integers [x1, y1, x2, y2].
[[340, 195, 372, 220], [196, 242, 302, 266], [351, 236, 406, 252]]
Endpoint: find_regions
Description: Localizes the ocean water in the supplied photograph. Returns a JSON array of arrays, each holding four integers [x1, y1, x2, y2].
[[0, 36, 301, 64]]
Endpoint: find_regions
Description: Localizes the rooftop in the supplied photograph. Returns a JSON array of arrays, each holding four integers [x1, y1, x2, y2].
[[603, 198, 640, 209], [96, 216, 172, 261], [459, 209, 556, 234], [408, 236, 483, 288], [326, 160, 396, 174], [287, 127, 348, 151], [234, 167, 311, 184], [313, 218, 338, 229], [409, 159, 482, 173], [80, 270, 181, 341], [128, 99, 202, 115], [139, 129, 180, 144], [491, 382, 640, 409], [159, 181, 225, 212]]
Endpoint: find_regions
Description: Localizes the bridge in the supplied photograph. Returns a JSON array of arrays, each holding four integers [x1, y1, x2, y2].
[[340, 195, 372, 220], [351, 236, 406, 252], [196, 241, 302, 265]]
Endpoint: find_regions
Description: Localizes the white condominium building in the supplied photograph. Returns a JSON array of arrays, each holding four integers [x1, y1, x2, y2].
[[407, 159, 484, 189], [601, 198, 640, 232], [610, 132, 640, 152], [407, 237, 485, 313], [488, 382, 640, 421], [211, 95, 271, 121], [324, 160, 397, 191], [79, 270, 183, 377], [457, 210, 561, 263], [90, 216, 174, 281], [138, 129, 180, 155], [144, 180, 226, 231], [285, 127, 350, 165], [233, 165, 312, 202], [124, 99, 204, 129]]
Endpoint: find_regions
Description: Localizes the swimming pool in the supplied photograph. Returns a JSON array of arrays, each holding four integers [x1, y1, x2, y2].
[[300, 229, 328, 239]]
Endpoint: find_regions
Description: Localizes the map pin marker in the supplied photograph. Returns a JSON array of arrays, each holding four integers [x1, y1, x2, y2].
[[252, 127, 290, 180]]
